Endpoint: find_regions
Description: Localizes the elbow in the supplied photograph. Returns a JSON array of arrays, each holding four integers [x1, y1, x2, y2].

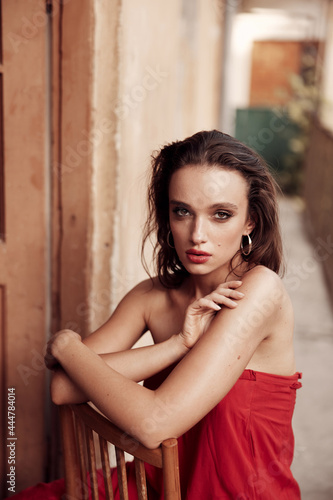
[[132, 395, 178, 449], [134, 424, 172, 450], [125, 419, 161, 449], [139, 431, 179, 450], [138, 433, 162, 450]]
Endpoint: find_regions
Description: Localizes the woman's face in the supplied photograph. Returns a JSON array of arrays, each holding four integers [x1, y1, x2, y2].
[[168, 165, 254, 279]]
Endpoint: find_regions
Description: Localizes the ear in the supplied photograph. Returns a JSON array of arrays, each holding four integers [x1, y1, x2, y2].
[[244, 215, 256, 235]]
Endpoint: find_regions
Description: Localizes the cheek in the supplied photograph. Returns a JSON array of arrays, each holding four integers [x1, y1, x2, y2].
[[170, 217, 188, 231], [170, 223, 187, 242], [214, 225, 243, 247]]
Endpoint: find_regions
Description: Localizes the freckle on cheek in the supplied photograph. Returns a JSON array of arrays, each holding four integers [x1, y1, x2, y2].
[[237, 355, 241, 360]]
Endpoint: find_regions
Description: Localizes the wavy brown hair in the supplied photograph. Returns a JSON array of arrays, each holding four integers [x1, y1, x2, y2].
[[142, 130, 284, 288]]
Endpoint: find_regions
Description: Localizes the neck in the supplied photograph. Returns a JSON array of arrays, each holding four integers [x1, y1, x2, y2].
[[186, 262, 246, 299]]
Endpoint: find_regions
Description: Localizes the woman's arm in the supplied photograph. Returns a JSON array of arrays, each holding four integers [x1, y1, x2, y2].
[[50, 334, 188, 404], [49, 280, 244, 404], [47, 280, 152, 404], [50, 268, 284, 448]]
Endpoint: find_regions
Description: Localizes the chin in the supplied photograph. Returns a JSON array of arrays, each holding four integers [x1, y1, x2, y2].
[[182, 263, 213, 275]]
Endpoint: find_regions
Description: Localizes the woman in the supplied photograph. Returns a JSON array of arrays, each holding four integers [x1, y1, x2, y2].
[[16, 130, 302, 499]]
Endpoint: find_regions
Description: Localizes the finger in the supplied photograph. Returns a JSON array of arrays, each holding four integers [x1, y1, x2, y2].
[[215, 289, 244, 299], [218, 297, 239, 308], [216, 280, 242, 291], [207, 292, 240, 308], [206, 295, 240, 310], [209, 290, 244, 302], [193, 298, 222, 311]]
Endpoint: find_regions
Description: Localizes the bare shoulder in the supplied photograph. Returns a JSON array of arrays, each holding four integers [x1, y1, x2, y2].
[[128, 277, 157, 295], [129, 277, 169, 298], [83, 277, 170, 352], [242, 264, 281, 284], [242, 265, 286, 294], [240, 265, 293, 320], [123, 277, 174, 312]]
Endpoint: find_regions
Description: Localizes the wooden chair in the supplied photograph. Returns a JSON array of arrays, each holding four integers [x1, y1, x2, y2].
[[59, 403, 181, 500]]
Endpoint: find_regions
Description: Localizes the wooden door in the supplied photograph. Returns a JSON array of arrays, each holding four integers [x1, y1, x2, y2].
[[0, 0, 51, 495]]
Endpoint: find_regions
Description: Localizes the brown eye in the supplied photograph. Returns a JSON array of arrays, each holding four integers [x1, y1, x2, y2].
[[173, 207, 190, 217], [214, 211, 231, 220]]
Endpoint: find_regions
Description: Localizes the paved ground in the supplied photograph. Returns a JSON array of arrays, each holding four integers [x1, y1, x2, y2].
[[280, 197, 333, 500]]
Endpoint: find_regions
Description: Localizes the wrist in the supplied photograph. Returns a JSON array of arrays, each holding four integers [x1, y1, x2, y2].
[[172, 333, 190, 357]]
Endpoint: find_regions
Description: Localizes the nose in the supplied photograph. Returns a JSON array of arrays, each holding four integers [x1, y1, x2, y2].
[[190, 216, 208, 245]]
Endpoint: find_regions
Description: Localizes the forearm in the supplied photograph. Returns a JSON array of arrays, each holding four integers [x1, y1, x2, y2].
[[99, 335, 188, 382], [51, 368, 88, 405], [51, 334, 188, 405], [54, 337, 158, 446]]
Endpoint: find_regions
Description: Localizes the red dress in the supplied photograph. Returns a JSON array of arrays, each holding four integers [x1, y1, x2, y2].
[[145, 368, 302, 499], [11, 369, 302, 500]]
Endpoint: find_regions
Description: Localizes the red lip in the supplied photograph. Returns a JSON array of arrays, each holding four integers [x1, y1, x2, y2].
[[186, 249, 211, 256], [186, 249, 212, 264]]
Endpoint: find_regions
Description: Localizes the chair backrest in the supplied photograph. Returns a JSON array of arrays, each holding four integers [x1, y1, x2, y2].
[[59, 403, 181, 500]]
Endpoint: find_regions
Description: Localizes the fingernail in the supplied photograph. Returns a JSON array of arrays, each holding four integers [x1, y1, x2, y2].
[[237, 292, 244, 296]]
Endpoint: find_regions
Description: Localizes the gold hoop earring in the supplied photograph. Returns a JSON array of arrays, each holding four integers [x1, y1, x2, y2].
[[241, 234, 252, 256], [167, 231, 175, 249]]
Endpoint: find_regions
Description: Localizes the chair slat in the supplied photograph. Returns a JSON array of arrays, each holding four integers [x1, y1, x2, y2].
[[59, 406, 81, 498], [71, 404, 163, 467], [61, 404, 181, 499], [76, 416, 89, 500], [162, 438, 181, 500], [134, 457, 148, 500], [115, 446, 129, 500], [99, 435, 114, 500], [85, 426, 99, 500]]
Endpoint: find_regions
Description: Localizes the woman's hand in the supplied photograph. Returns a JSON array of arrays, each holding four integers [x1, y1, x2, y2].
[[45, 329, 82, 370], [179, 281, 244, 349]]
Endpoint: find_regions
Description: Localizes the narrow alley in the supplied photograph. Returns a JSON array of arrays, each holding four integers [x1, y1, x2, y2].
[[281, 197, 333, 500]]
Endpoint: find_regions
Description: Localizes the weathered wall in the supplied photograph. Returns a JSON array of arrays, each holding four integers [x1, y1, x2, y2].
[[108, 0, 224, 317], [303, 1, 333, 307], [55, 0, 224, 335], [82, 0, 224, 331], [1, 1, 50, 492], [88, 0, 121, 331], [303, 122, 333, 305], [58, 1, 94, 337]]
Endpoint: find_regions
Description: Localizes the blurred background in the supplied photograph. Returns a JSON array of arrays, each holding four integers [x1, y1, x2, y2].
[[0, 0, 332, 498]]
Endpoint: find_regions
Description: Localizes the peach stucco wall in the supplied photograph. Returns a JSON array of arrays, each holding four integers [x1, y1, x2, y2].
[[88, 0, 224, 330]]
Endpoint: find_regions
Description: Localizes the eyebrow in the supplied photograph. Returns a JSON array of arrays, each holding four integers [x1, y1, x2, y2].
[[169, 200, 239, 211]]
